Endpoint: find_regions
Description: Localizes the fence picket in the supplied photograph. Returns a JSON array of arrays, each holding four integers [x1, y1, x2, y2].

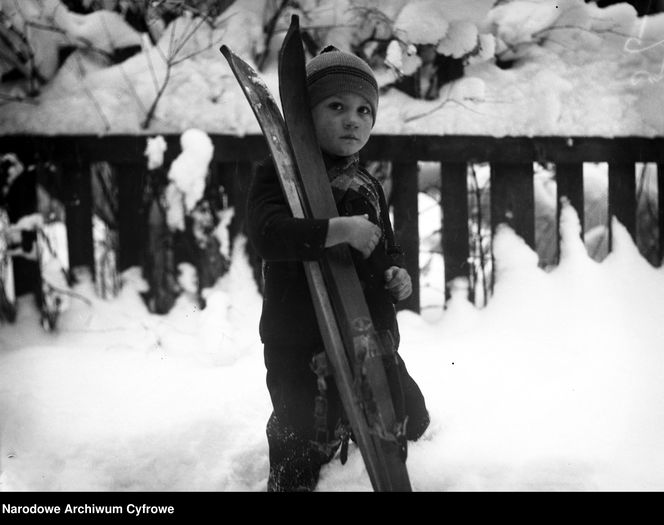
[[225, 162, 253, 241], [440, 161, 469, 298], [61, 160, 94, 272], [116, 162, 146, 271], [391, 162, 420, 313], [659, 163, 663, 264], [490, 162, 535, 250], [608, 162, 636, 248], [555, 162, 585, 258]]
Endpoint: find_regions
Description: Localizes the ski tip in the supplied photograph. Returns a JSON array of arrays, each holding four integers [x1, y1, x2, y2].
[[280, 14, 301, 65], [286, 13, 300, 37], [220, 45, 232, 60]]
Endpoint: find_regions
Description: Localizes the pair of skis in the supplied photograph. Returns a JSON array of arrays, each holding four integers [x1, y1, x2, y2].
[[221, 15, 412, 491]]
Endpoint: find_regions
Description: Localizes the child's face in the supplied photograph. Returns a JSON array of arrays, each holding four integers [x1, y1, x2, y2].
[[312, 92, 373, 157]]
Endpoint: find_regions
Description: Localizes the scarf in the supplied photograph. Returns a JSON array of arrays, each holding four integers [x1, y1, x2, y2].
[[323, 153, 381, 221]]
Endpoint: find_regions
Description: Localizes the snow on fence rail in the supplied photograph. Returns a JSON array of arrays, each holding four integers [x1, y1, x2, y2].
[[1, 134, 663, 312]]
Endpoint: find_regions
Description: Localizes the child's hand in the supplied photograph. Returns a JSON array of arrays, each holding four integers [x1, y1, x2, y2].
[[326, 214, 381, 258], [384, 266, 412, 301], [345, 214, 381, 259]]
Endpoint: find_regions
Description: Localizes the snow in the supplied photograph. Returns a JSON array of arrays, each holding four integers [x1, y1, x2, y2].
[[486, 1, 562, 44], [394, 1, 451, 44], [385, 40, 422, 76], [167, 129, 214, 216], [1, 0, 142, 80], [1, 202, 664, 492], [1, 0, 663, 494], [436, 21, 480, 58], [144, 136, 167, 170], [0, 0, 662, 137]]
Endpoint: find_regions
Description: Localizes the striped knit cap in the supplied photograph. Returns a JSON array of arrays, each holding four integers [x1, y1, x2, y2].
[[306, 46, 379, 126]]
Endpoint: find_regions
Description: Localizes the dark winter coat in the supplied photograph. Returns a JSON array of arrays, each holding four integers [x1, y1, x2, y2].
[[246, 152, 405, 362], [249, 152, 430, 475]]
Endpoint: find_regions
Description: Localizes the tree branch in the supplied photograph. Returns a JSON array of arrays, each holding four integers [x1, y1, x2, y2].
[[257, 0, 291, 71]]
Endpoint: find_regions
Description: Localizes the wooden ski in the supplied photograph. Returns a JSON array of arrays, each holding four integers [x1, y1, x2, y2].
[[277, 14, 411, 492]]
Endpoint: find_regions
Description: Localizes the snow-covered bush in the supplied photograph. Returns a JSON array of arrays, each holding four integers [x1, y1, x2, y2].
[[325, 0, 497, 101], [0, 0, 142, 94]]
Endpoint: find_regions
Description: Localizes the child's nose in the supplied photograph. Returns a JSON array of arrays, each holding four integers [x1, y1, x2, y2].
[[343, 113, 359, 128]]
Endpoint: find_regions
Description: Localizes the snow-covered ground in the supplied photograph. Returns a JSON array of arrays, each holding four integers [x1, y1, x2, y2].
[[1, 202, 663, 492], [1, 0, 663, 493]]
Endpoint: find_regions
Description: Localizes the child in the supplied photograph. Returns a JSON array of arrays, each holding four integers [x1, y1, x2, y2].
[[247, 46, 429, 492]]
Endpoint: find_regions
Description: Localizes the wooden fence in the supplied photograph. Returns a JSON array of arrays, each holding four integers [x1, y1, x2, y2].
[[2, 134, 663, 312]]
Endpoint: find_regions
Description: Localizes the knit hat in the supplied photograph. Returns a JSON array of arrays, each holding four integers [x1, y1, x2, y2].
[[306, 46, 379, 125]]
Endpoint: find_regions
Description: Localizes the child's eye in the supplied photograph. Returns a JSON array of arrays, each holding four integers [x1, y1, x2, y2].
[[328, 102, 343, 111], [358, 106, 372, 116]]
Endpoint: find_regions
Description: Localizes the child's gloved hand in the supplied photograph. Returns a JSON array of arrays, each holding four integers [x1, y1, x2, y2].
[[384, 266, 412, 301]]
